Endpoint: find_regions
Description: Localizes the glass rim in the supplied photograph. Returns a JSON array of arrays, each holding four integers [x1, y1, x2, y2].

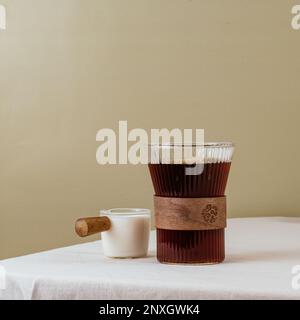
[[100, 208, 150, 216], [149, 142, 234, 148]]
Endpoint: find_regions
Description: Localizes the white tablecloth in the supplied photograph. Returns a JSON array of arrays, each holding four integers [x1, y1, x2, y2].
[[1, 217, 300, 300]]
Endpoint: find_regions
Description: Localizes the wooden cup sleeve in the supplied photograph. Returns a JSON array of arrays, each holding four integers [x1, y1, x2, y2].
[[154, 196, 226, 231]]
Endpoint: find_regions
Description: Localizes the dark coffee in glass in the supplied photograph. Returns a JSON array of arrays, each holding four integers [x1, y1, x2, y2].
[[148, 143, 234, 264]]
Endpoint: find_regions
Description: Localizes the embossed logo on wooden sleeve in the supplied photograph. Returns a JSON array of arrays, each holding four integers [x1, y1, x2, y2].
[[154, 196, 227, 230]]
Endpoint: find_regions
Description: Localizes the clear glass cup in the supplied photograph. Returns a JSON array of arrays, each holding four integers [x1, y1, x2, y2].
[[148, 143, 234, 264]]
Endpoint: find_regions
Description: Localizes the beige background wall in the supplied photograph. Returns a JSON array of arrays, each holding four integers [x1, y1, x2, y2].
[[0, 0, 299, 259]]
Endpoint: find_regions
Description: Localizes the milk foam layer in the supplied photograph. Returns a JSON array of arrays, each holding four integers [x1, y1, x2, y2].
[[150, 143, 234, 164]]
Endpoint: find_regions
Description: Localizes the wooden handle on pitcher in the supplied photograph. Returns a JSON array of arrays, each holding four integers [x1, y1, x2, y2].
[[75, 216, 111, 237]]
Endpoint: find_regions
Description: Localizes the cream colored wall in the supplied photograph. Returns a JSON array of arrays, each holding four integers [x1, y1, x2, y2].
[[0, 0, 299, 259]]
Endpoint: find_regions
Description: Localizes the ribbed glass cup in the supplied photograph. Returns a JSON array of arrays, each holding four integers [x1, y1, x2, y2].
[[148, 143, 234, 264]]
